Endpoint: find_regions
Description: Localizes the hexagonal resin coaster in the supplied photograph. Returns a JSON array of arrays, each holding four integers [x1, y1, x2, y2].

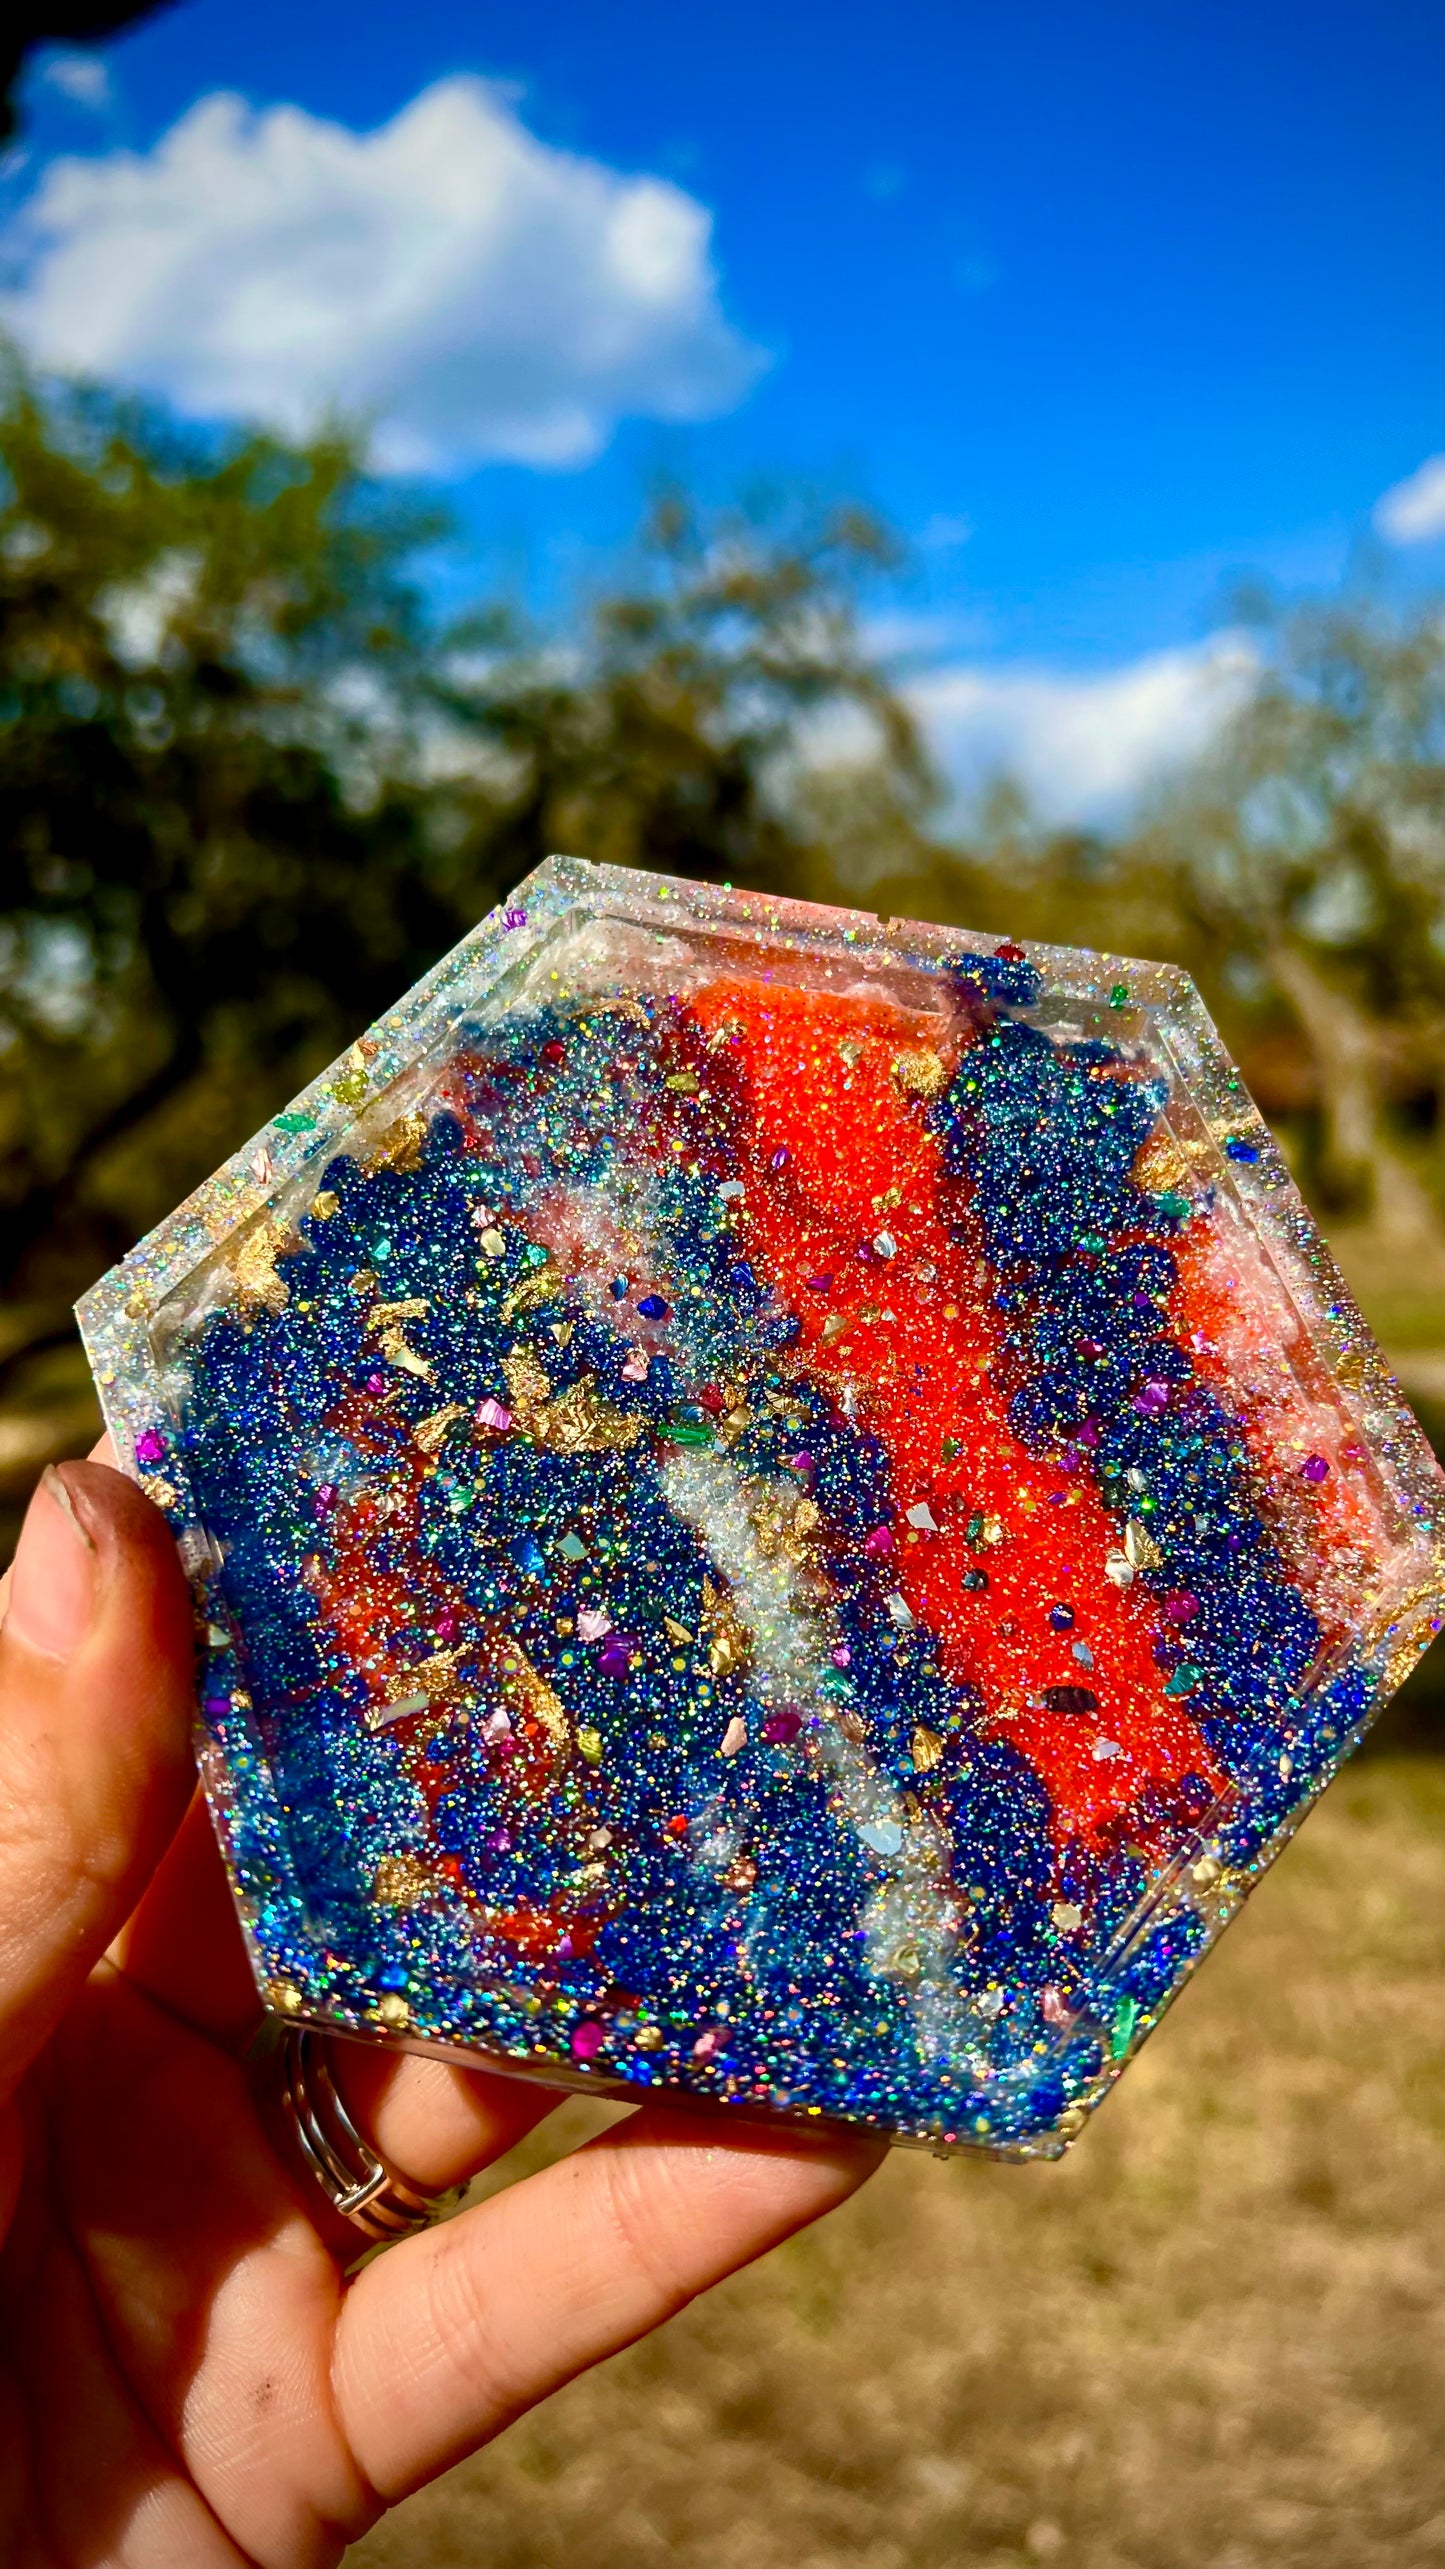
[[79, 858, 1445, 2155]]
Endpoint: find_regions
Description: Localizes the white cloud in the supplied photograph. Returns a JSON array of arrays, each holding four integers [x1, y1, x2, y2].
[[1374, 455, 1445, 547], [0, 77, 764, 472], [36, 53, 113, 111], [908, 634, 1258, 826]]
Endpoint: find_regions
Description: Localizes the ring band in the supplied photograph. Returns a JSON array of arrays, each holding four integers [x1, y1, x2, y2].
[[279, 2025, 463, 2243]]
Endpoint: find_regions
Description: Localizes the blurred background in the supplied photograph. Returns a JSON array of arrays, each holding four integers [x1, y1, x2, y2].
[[2, 3, 1445, 2561]]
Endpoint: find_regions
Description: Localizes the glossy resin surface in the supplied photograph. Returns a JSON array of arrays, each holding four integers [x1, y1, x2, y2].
[[79, 859, 1445, 2155]]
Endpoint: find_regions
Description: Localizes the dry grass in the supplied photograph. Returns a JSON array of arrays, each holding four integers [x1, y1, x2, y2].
[[348, 1751, 1445, 2569]]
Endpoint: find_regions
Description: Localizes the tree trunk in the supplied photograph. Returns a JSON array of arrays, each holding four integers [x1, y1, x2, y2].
[[1269, 942, 1443, 1249]]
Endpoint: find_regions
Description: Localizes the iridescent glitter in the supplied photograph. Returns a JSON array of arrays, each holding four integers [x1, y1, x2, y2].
[[78, 859, 1445, 2156]]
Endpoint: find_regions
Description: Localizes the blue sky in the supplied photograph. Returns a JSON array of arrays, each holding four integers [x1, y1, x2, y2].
[[5, 0, 1444, 817]]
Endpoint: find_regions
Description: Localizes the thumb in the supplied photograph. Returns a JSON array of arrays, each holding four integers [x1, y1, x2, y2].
[[0, 1461, 195, 2100]]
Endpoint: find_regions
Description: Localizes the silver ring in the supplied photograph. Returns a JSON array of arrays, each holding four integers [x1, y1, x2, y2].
[[279, 2025, 463, 2243]]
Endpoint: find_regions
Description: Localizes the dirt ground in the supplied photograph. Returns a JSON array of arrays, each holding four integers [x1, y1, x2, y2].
[[346, 1748, 1445, 2569]]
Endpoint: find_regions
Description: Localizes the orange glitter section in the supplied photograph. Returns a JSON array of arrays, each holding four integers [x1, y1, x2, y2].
[[686, 976, 1227, 1851]]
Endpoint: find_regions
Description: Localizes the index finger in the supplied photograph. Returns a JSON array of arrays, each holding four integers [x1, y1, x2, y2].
[[334, 2105, 882, 2504]]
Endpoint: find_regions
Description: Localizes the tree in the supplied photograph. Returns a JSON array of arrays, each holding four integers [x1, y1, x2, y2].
[[0, 369, 459, 1342], [1119, 594, 1445, 1243], [430, 489, 940, 900]]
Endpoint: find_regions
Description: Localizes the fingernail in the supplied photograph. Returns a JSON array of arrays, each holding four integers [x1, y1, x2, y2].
[[6, 1466, 98, 1660]]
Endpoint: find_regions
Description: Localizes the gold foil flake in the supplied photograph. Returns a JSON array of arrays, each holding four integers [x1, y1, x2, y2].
[[413, 1404, 467, 1453], [376, 1993, 410, 2029], [311, 1190, 339, 1220], [1134, 1129, 1192, 1194], [700, 1575, 752, 1679], [266, 1978, 304, 2014], [363, 1110, 427, 1174], [231, 1213, 301, 1315], [576, 1725, 605, 1766], [373, 1853, 441, 1906], [745, 1489, 785, 1559], [504, 1359, 644, 1454], [362, 1297, 432, 1377], [665, 1069, 701, 1093], [663, 1615, 695, 1645], [139, 1472, 180, 1511], [489, 1637, 570, 1751], [910, 1724, 945, 1772], [378, 1328, 433, 1381], [1124, 1517, 1163, 1571], [379, 1650, 458, 1712], [544, 1378, 644, 1454], [501, 1263, 563, 1321], [892, 1047, 948, 1099], [502, 1349, 552, 1417]]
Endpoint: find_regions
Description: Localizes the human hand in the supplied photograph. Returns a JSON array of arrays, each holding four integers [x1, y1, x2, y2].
[[0, 1458, 880, 2567]]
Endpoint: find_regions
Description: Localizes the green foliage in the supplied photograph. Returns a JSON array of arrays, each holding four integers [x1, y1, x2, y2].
[[432, 490, 939, 894], [0, 368, 461, 1316]]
